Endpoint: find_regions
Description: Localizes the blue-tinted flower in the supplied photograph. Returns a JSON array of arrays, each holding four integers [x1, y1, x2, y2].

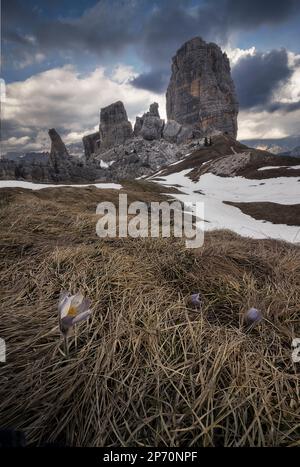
[[244, 307, 262, 327], [190, 293, 202, 308]]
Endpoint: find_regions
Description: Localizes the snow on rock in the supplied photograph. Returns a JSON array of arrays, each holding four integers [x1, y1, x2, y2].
[[258, 166, 286, 171], [258, 165, 300, 171], [288, 165, 300, 170], [100, 160, 115, 168]]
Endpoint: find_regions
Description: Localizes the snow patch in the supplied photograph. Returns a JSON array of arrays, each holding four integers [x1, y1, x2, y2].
[[258, 165, 300, 171], [0, 180, 122, 190], [258, 166, 286, 171], [288, 165, 300, 170], [151, 169, 300, 243], [100, 160, 115, 168]]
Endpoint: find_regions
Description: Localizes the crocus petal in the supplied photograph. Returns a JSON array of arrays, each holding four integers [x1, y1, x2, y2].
[[60, 315, 74, 335], [191, 293, 202, 308], [58, 295, 72, 319], [59, 290, 70, 302], [72, 310, 92, 325], [70, 292, 84, 310], [77, 297, 91, 314]]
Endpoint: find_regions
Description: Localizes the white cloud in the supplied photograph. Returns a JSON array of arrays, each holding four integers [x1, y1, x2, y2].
[[111, 65, 138, 84], [272, 52, 300, 103], [228, 47, 300, 140], [3, 50, 300, 153], [238, 108, 300, 140], [225, 46, 256, 66], [3, 64, 166, 153]]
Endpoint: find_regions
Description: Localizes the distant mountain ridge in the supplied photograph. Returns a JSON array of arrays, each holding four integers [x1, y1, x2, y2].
[[241, 136, 300, 156]]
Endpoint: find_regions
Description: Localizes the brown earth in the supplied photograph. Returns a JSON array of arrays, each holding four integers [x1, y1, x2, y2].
[[225, 201, 300, 227]]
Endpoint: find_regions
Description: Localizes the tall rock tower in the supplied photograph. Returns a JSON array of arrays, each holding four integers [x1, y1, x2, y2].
[[166, 37, 238, 138], [99, 101, 133, 150]]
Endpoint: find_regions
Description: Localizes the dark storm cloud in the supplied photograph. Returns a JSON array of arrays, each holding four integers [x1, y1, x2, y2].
[[3, 0, 140, 71], [130, 70, 170, 94], [232, 49, 293, 109], [222, 0, 299, 28], [131, 0, 300, 92], [4, 0, 300, 73], [266, 100, 300, 113]]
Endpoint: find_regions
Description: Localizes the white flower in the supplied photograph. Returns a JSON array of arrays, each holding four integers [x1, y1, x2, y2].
[[58, 291, 92, 337]]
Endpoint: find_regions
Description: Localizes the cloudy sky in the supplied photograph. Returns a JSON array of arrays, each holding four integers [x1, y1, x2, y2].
[[1, 0, 300, 154]]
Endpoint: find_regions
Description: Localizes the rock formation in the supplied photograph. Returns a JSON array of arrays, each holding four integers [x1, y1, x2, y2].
[[166, 37, 238, 138], [99, 101, 133, 150], [92, 136, 201, 180], [134, 102, 164, 141], [83, 132, 100, 161], [133, 117, 143, 137], [0, 37, 243, 183], [0, 129, 107, 183], [162, 120, 196, 144], [48, 128, 70, 172]]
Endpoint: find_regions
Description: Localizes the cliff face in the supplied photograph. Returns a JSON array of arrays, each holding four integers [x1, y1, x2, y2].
[[99, 101, 133, 150], [82, 132, 100, 161], [166, 37, 238, 138]]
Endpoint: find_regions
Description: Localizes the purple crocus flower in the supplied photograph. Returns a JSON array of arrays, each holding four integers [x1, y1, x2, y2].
[[58, 291, 92, 355], [244, 307, 262, 327], [190, 293, 202, 308]]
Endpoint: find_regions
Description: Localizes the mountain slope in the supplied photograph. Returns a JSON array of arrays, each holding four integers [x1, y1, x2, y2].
[[148, 135, 300, 243]]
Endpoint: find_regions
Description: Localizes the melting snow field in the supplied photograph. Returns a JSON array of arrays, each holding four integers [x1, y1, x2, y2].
[[150, 169, 300, 243], [0, 180, 122, 190]]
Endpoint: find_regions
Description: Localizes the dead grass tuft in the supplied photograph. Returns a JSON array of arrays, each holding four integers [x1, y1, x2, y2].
[[0, 186, 299, 446]]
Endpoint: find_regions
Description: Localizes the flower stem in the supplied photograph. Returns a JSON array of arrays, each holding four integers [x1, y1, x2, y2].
[[64, 335, 69, 357]]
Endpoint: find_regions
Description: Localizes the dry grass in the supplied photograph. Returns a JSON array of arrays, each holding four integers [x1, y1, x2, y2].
[[0, 185, 299, 447]]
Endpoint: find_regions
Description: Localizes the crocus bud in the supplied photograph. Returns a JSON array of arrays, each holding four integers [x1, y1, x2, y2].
[[244, 307, 262, 327], [190, 293, 202, 309]]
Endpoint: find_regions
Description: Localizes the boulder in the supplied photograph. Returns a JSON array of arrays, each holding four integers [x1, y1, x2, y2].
[[137, 102, 164, 141], [140, 115, 164, 141], [163, 120, 182, 143]]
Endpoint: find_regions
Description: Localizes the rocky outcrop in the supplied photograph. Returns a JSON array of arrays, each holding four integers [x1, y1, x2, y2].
[[0, 129, 107, 183], [99, 101, 133, 150], [83, 132, 100, 160], [166, 37, 238, 138], [149, 102, 160, 117], [162, 120, 196, 144], [133, 117, 143, 137], [163, 120, 182, 143], [0, 38, 242, 184], [140, 115, 164, 141], [92, 136, 203, 180], [134, 103, 164, 141], [48, 128, 70, 172]]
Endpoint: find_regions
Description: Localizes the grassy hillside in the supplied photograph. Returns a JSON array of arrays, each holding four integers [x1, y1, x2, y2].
[[0, 184, 299, 446]]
